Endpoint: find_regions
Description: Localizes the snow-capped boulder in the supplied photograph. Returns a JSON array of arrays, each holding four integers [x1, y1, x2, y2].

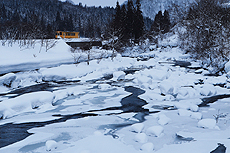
[[112, 71, 125, 81], [125, 74, 135, 80], [134, 133, 148, 143], [98, 84, 111, 91], [176, 87, 199, 100], [199, 84, 216, 96], [159, 81, 174, 95], [0, 91, 54, 119], [189, 104, 199, 112], [191, 112, 203, 120], [140, 142, 154, 152], [149, 69, 169, 81], [46, 140, 58, 151], [175, 101, 199, 112], [0, 105, 15, 119], [178, 109, 192, 117], [130, 123, 145, 133], [146, 126, 164, 137], [0, 73, 16, 87], [198, 118, 218, 129], [158, 114, 171, 125]]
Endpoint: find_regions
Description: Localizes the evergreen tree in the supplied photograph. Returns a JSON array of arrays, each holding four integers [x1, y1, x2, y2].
[[151, 11, 163, 34], [162, 10, 170, 34], [120, 4, 127, 40], [113, 1, 122, 36], [151, 10, 171, 34], [125, 0, 135, 40], [55, 11, 63, 30], [68, 14, 74, 31], [134, 0, 144, 42], [46, 23, 54, 38], [0, 4, 7, 21]]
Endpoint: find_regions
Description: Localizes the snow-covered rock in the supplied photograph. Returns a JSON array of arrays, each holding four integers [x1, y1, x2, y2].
[[146, 126, 164, 137], [130, 123, 145, 133], [98, 84, 111, 91], [125, 74, 135, 80], [176, 88, 200, 100], [175, 100, 199, 112], [134, 133, 148, 143], [0, 91, 54, 119], [191, 112, 203, 120], [46, 140, 58, 151], [199, 84, 217, 96], [189, 104, 199, 112], [140, 142, 154, 152], [112, 71, 126, 81], [197, 119, 218, 129], [178, 109, 192, 117], [0, 73, 16, 87], [159, 80, 174, 95], [148, 69, 169, 81], [158, 114, 171, 125]]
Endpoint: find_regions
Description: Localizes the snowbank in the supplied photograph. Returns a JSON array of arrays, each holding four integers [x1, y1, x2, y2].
[[0, 40, 73, 74], [0, 91, 54, 119]]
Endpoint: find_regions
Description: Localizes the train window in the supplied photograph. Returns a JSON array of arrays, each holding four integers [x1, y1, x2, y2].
[[60, 32, 62, 35]]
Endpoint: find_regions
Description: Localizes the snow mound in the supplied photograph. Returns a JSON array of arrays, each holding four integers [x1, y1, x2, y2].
[[197, 119, 218, 129], [191, 112, 203, 120], [0, 73, 16, 87], [159, 80, 174, 95], [134, 133, 148, 143], [0, 40, 73, 75], [146, 126, 164, 137], [176, 88, 200, 100], [46, 140, 58, 151], [178, 109, 192, 117], [140, 142, 154, 152], [0, 91, 54, 119], [148, 69, 169, 81], [199, 84, 217, 96], [130, 123, 145, 133], [98, 84, 112, 90], [158, 114, 171, 125], [112, 71, 126, 81], [175, 100, 199, 112]]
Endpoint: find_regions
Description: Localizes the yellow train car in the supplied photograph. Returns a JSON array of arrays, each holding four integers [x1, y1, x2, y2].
[[55, 31, 79, 39]]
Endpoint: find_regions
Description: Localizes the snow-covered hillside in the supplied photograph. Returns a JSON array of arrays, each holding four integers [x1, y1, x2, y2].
[[135, 0, 195, 22], [0, 36, 230, 153]]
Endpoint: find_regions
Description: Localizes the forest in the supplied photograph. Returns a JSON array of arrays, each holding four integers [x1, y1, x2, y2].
[[0, 0, 115, 39]]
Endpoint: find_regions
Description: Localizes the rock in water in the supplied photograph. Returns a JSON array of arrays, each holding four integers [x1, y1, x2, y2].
[[210, 143, 226, 153]]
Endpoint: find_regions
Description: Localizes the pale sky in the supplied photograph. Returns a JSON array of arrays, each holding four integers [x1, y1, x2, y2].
[[70, 0, 126, 7]]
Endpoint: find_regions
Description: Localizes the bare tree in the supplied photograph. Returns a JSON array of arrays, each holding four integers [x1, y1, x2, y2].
[[180, 0, 230, 73]]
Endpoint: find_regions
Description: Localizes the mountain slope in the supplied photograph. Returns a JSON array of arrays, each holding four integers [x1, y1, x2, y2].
[[134, 0, 196, 24]]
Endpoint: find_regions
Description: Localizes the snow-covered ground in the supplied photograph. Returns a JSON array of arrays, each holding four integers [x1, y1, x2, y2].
[[0, 38, 229, 153]]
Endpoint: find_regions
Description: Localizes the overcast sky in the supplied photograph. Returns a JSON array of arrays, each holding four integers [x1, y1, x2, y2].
[[70, 0, 126, 7]]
